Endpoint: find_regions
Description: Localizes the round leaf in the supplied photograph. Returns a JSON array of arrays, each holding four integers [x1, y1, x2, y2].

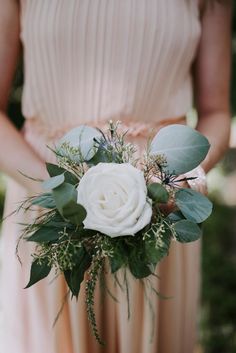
[[150, 124, 210, 174], [147, 183, 169, 203], [57, 125, 102, 161], [61, 201, 87, 226], [167, 211, 185, 222], [31, 193, 56, 209], [174, 220, 202, 243], [42, 174, 65, 191], [175, 189, 213, 223], [52, 183, 86, 225]]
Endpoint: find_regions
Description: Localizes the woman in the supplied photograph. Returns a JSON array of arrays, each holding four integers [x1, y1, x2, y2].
[[0, 1, 232, 353]]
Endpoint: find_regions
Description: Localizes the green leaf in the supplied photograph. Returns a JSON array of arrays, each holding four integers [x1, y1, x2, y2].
[[52, 182, 77, 209], [150, 124, 210, 174], [167, 211, 185, 222], [44, 212, 74, 229], [52, 182, 87, 225], [26, 226, 61, 243], [175, 188, 213, 223], [144, 224, 171, 266], [31, 193, 56, 209], [61, 200, 87, 226], [57, 125, 102, 161], [129, 255, 152, 279], [174, 220, 202, 242], [128, 246, 152, 279], [46, 163, 78, 185], [64, 246, 92, 297], [110, 256, 124, 273], [86, 146, 116, 166], [42, 174, 65, 191], [25, 258, 51, 288], [109, 243, 127, 273], [147, 183, 169, 203]]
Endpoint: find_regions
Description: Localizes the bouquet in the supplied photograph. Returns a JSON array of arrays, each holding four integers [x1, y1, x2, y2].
[[17, 121, 212, 344]]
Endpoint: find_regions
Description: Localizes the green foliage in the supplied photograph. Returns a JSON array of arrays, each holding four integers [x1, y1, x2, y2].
[[25, 258, 51, 288], [27, 225, 61, 243], [52, 183, 87, 225], [109, 242, 127, 273], [31, 193, 56, 209], [147, 183, 169, 203], [150, 124, 210, 174], [57, 125, 102, 161], [144, 223, 171, 265], [14, 120, 213, 344], [42, 174, 65, 191], [46, 163, 78, 185], [128, 248, 153, 279], [64, 245, 91, 297], [85, 257, 105, 345], [174, 220, 202, 242], [201, 203, 236, 353], [175, 188, 213, 223]]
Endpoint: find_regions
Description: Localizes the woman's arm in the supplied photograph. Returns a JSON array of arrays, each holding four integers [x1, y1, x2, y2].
[[0, 0, 47, 192], [194, 0, 232, 173]]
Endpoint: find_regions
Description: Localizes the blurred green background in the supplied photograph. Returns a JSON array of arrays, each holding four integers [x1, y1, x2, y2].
[[0, 5, 236, 353]]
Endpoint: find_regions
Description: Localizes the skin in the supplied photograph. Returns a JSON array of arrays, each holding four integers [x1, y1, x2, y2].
[[0, 0, 47, 193], [0, 0, 232, 194]]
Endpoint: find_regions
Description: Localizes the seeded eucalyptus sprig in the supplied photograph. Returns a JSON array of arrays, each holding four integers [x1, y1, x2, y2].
[[85, 255, 105, 345]]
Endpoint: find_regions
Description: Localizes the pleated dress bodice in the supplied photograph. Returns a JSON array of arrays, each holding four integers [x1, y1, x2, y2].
[[20, 0, 201, 133]]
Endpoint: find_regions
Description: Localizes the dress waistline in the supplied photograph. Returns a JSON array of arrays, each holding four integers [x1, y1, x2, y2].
[[23, 116, 187, 141]]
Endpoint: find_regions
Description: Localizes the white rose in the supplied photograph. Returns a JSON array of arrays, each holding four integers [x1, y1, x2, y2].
[[77, 163, 152, 237]]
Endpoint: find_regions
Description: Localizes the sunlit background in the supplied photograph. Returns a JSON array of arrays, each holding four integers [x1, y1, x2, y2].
[[0, 6, 236, 353]]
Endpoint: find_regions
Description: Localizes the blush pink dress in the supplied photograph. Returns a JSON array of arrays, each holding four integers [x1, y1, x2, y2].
[[0, 1, 202, 352]]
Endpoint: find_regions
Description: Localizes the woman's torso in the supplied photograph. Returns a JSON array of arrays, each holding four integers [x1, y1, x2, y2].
[[20, 0, 201, 136]]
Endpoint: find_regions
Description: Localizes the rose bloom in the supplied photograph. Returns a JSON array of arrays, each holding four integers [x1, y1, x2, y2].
[[77, 163, 152, 237]]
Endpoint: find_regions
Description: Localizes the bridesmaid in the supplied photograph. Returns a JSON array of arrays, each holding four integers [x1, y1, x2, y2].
[[0, 1, 232, 353]]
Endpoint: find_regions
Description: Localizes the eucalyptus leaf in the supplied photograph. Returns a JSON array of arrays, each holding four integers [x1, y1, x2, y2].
[[150, 124, 210, 174], [31, 193, 56, 209], [25, 258, 51, 288], [61, 200, 87, 226], [42, 174, 65, 191], [87, 146, 113, 166], [57, 125, 102, 161], [167, 211, 185, 222], [52, 183, 77, 211], [52, 183, 86, 225], [147, 183, 169, 203], [174, 220, 202, 242], [175, 188, 213, 223], [46, 163, 78, 185]]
